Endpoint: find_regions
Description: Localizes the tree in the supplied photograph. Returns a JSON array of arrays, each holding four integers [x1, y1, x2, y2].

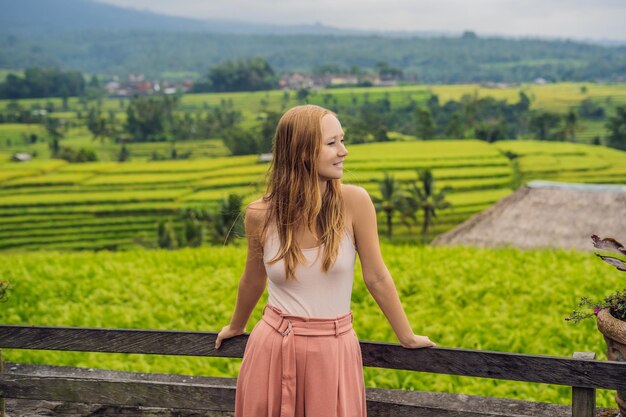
[[296, 88, 310, 103], [54, 146, 98, 163], [221, 127, 259, 155], [529, 111, 563, 141], [258, 111, 282, 153], [183, 212, 204, 247], [86, 104, 116, 142], [606, 106, 626, 151], [125, 94, 180, 142], [563, 109, 579, 141], [117, 144, 130, 162], [405, 169, 451, 237], [415, 107, 436, 139], [212, 194, 245, 245], [474, 117, 507, 143], [44, 116, 64, 140], [197, 57, 277, 93], [444, 112, 465, 138], [157, 220, 178, 249], [372, 172, 404, 239], [578, 98, 605, 120]]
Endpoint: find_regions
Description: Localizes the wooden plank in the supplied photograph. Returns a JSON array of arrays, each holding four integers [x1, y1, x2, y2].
[[572, 352, 596, 417], [1, 325, 626, 389], [0, 362, 600, 417], [0, 373, 235, 411], [0, 350, 4, 417]]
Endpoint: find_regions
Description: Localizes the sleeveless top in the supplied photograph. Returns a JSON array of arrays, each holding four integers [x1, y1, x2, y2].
[[263, 222, 357, 318]]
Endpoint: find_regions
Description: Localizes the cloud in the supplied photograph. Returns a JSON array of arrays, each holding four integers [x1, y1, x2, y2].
[[94, 0, 626, 40]]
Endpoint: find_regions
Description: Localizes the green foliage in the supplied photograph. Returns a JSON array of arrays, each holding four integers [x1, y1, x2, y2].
[[221, 127, 259, 155], [0, 67, 86, 99], [194, 58, 276, 93], [0, 246, 620, 406], [405, 169, 452, 236], [0, 280, 11, 303], [0, 139, 624, 251], [567, 235, 626, 323], [117, 145, 130, 162], [212, 194, 245, 245], [605, 106, 626, 151], [372, 172, 404, 238], [156, 220, 178, 250], [86, 104, 117, 141], [578, 98, 605, 120], [4, 30, 626, 83], [54, 146, 98, 163], [529, 110, 563, 141], [125, 94, 180, 142]]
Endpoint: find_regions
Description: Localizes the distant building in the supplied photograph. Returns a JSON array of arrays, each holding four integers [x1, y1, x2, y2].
[[11, 152, 32, 162], [279, 73, 316, 90], [329, 75, 359, 86]]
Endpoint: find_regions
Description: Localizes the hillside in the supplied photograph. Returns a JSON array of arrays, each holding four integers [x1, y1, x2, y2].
[[0, 140, 624, 252], [2, 1, 626, 81]]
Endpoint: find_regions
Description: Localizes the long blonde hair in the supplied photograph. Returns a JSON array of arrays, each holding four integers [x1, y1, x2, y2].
[[260, 104, 345, 281]]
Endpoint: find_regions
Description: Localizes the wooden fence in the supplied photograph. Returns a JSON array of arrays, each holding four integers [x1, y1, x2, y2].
[[0, 324, 625, 416]]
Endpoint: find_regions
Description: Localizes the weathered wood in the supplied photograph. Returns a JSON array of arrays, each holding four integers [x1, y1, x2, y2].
[[572, 352, 597, 417], [0, 363, 236, 411], [0, 350, 4, 417], [2, 325, 626, 389], [5, 399, 234, 417], [0, 324, 247, 358], [3, 362, 618, 417]]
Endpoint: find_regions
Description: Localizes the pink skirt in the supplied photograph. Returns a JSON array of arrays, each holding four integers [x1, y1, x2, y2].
[[235, 304, 367, 417]]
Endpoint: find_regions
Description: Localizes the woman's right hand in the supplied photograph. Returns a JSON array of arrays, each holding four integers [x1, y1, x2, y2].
[[400, 334, 437, 349], [215, 324, 245, 350]]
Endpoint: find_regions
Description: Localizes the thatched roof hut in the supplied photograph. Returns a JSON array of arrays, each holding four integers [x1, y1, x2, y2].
[[432, 181, 626, 251]]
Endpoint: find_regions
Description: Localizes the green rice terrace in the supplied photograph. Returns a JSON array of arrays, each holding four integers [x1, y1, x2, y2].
[[0, 139, 624, 251]]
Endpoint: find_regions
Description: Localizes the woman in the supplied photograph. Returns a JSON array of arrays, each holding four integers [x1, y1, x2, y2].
[[215, 104, 436, 417]]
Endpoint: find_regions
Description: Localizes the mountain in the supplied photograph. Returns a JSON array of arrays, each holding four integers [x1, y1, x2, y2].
[[2, 0, 626, 83], [0, 0, 390, 37]]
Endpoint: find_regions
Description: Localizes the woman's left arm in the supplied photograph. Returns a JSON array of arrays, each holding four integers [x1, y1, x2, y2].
[[345, 185, 436, 349]]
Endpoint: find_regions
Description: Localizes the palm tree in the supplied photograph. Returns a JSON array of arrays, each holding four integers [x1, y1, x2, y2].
[[405, 169, 452, 237], [372, 172, 404, 239], [213, 194, 245, 245], [563, 108, 580, 141]]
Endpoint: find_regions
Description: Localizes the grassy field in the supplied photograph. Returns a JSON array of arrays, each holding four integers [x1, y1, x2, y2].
[[0, 139, 624, 251], [0, 244, 620, 406], [1, 82, 625, 158]]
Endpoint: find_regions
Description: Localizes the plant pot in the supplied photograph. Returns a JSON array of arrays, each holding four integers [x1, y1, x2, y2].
[[596, 308, 626, 416]]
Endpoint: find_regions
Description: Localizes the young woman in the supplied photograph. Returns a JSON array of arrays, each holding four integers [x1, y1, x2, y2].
[[215, 104, 436, 417]]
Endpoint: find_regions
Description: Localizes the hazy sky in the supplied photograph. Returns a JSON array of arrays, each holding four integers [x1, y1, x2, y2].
[[95, 0, 626, 41]]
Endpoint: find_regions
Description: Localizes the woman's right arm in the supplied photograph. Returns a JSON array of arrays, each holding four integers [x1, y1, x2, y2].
[[215, 202, 268, 349]]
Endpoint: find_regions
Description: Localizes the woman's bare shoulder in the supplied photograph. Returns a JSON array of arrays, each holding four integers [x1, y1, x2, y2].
[[245, 197, 270, 232], [341, 183, 371, 207]]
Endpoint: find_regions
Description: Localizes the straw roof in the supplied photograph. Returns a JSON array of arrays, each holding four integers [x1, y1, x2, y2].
[[432, 181, 626, 251]]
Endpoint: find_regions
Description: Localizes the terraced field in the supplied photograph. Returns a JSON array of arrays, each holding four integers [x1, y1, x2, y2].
[[1, 140, 624, 251], [2, 82, 626, 160]]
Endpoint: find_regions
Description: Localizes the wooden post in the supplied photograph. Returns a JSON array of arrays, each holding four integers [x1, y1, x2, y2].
[[0, 349, 5, 417], [572, 352, 596, 417]]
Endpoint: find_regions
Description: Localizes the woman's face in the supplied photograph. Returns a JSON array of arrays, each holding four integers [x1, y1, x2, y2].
[[317, 114, 348, 181]]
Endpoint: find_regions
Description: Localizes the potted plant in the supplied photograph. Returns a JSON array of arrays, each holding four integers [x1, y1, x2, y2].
[[567, 235, 626, 416]]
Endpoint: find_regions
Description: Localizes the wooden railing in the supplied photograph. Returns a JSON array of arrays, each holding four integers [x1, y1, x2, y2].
[[0, 324, 625, 416]]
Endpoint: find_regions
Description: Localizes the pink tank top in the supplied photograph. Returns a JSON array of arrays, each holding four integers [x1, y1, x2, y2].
[[263, 223, 357, 318]]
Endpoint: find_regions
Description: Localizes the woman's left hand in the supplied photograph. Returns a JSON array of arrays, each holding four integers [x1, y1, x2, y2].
[[215, 324, 245, 350]]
